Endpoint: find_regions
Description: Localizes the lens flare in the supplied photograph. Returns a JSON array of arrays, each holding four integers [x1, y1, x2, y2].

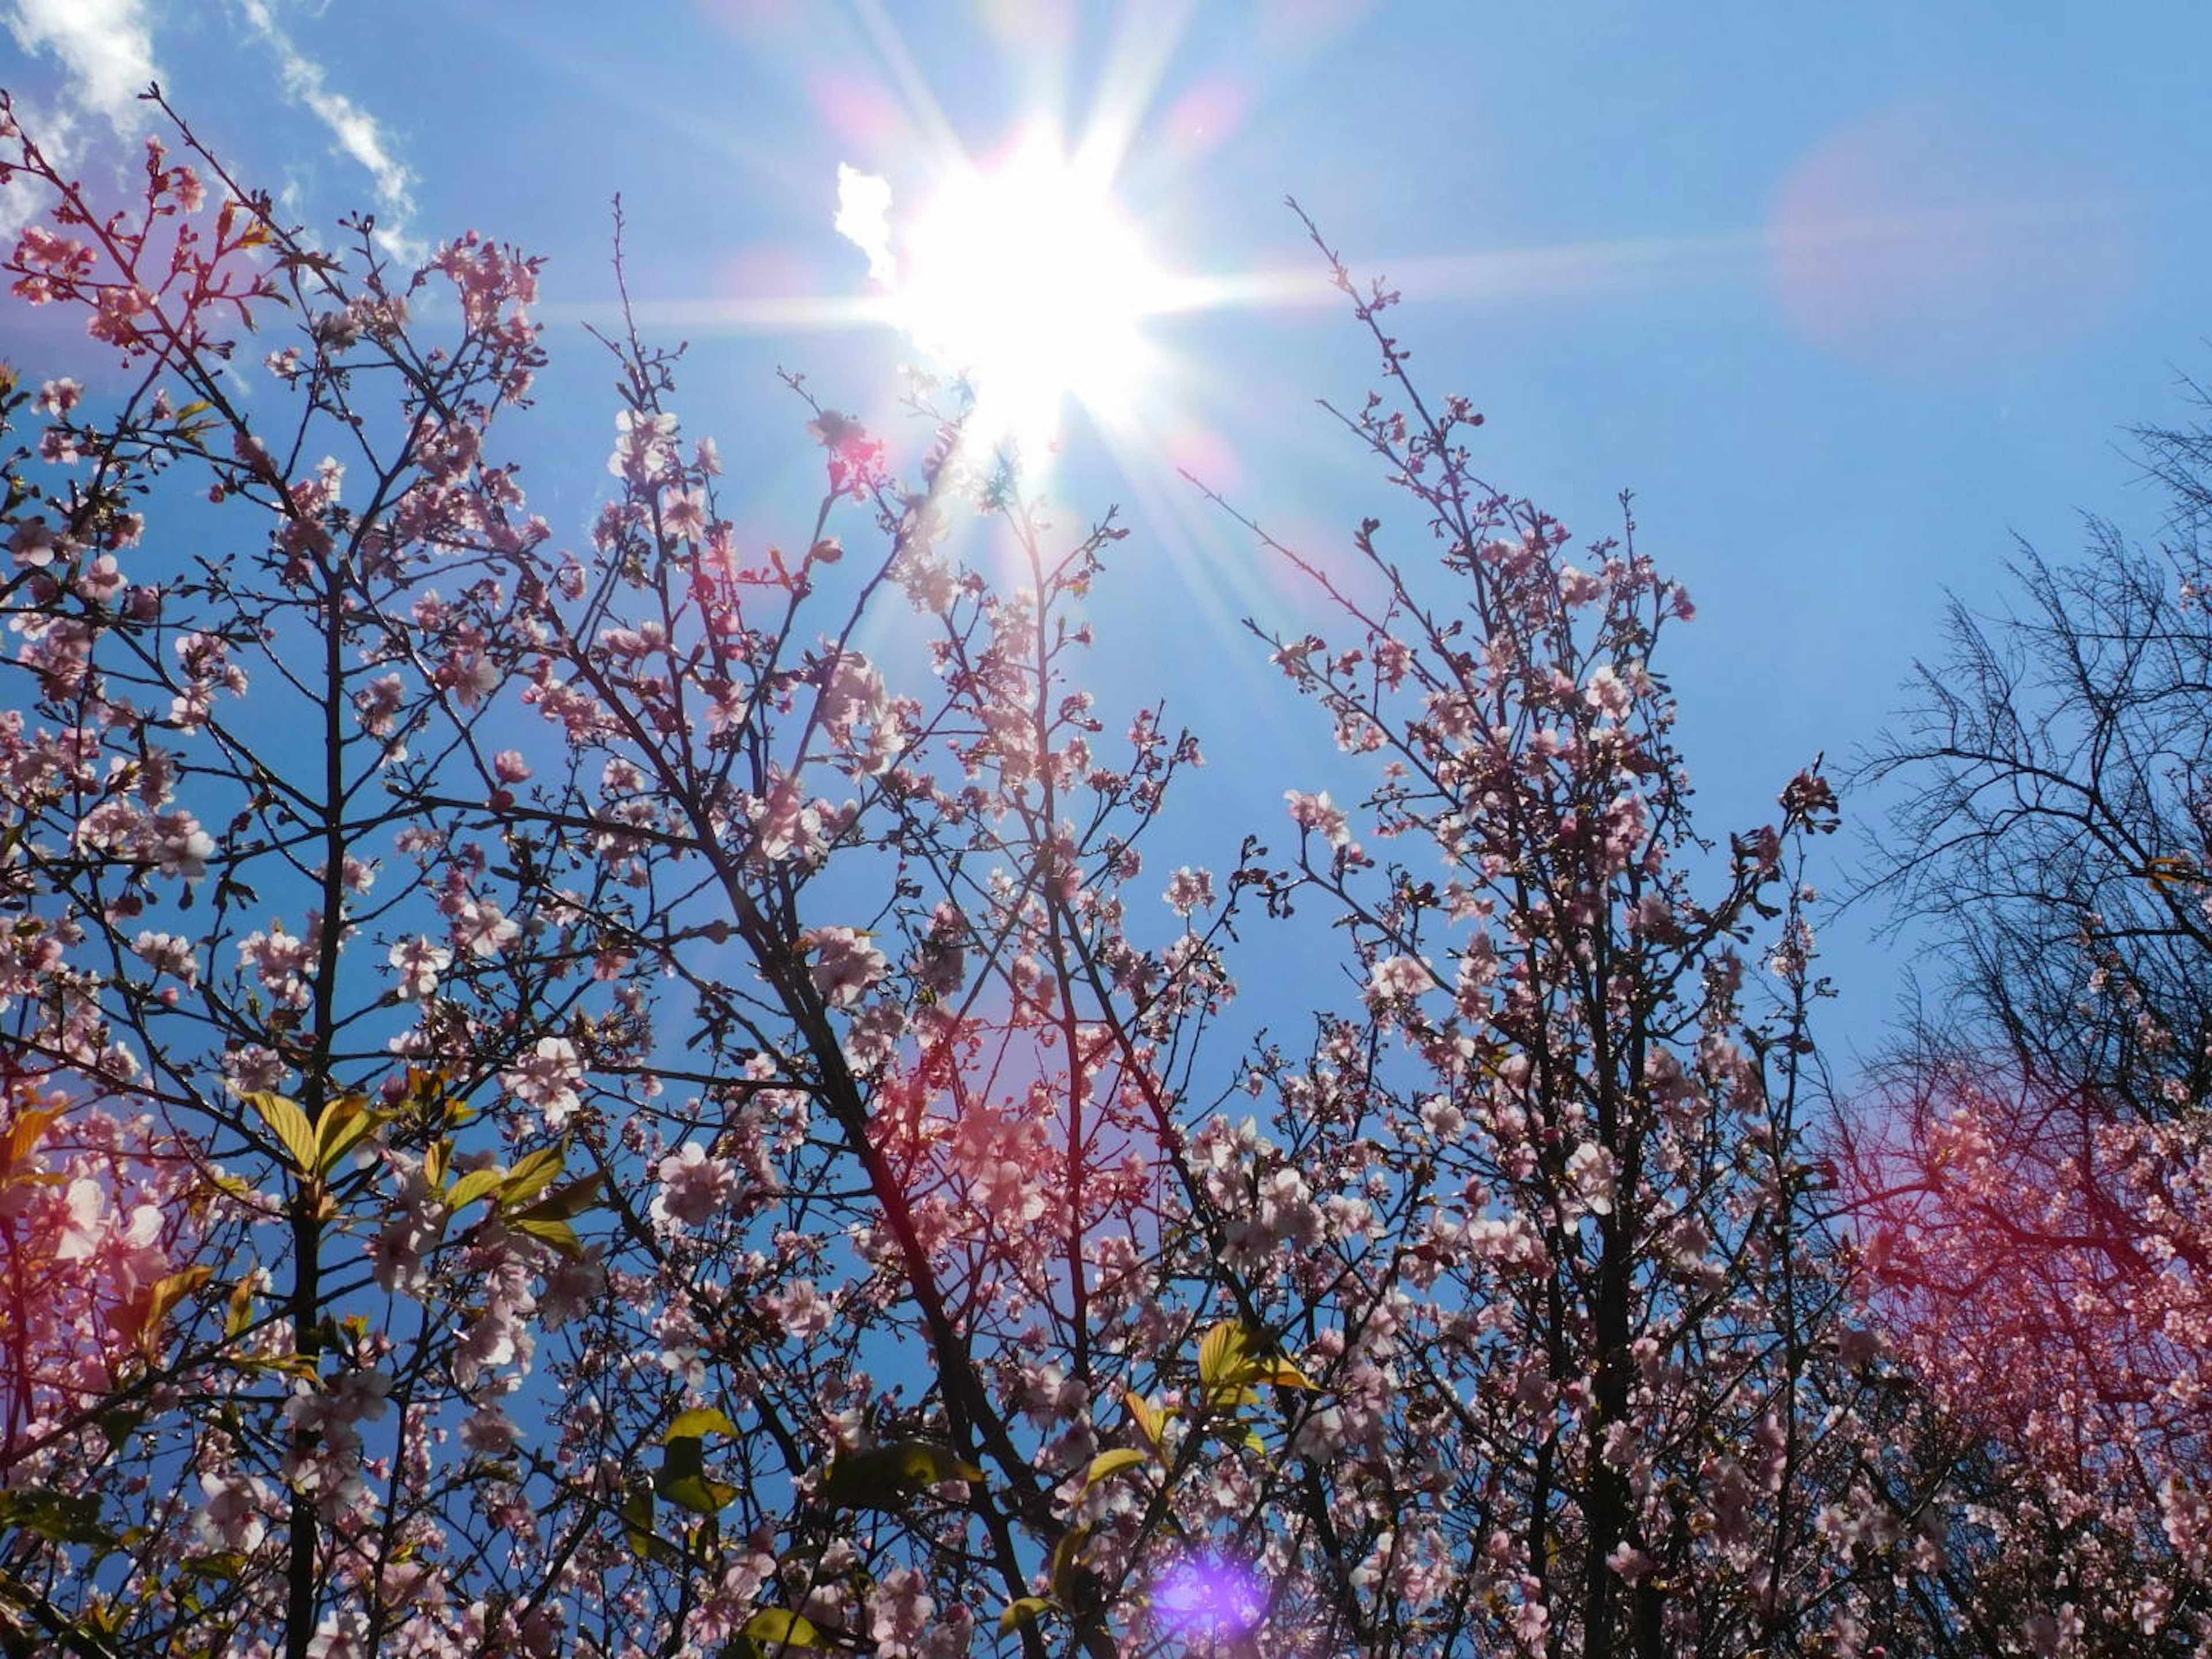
[[1154, 1552, 1265, 1638], [841, 127, 1169, 459]]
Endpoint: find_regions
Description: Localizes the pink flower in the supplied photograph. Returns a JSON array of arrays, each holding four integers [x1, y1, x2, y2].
[[803, 926, 887, 1008], [659, 485, 707, 541], [460, 1404, 517, 1454], [192, 1471, 272, 1554], [1606, 1541, 1654, 1584], [1566, 1142, 1618, 1217], [1285, 789, 1351, 847], [608, 408, 678, 484], [72, 553, 124, 604], [449, 894, 519, 957], [389, 936, 454, 1001], [503, 1036, 584, 1128], [750, 774, 831, 865], [1368, 954, 1433, 1002], [650, 1141, 738, 1229], [1164, 866, 1215, 916], [9, 516, 59, 568], [53, 1179, 111, 1263], [1584, 663, 1633, 722], [132, 930, 199, 987], [239, 922, 315, 1007], [866, 1569, 937, 1659]]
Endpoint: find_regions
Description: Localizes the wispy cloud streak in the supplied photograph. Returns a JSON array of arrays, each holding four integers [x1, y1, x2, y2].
[[236, 0, 420, 259]]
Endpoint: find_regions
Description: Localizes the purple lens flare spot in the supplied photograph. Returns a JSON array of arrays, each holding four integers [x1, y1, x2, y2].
[[1154, 1553, 1265, 1637]]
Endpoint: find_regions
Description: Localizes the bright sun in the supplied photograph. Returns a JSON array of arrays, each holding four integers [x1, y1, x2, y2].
[[840, 130, 1168, 457]]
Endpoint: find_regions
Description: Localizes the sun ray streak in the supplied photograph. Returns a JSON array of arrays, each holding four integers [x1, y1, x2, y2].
[[1074, 0, 1195, 180], [847, 0, 969, 175]]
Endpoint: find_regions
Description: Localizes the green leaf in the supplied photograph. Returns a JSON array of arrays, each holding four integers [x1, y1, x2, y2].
[[657, 1424, 737, 1514], [998, 1597, 1055, 1635], [820, 1441, 985, 1510], [620, 1488, 662, 1560], [224, 1276, 256, 1340], [0, 1490, 112, 1547], [1245, 1355, 1318, 1390], [1047, 1525, 1091, 1601], [1197, 1319, 1251, 1389], [499, 1145, 566, 1209], [742, 1609, 822, 1653], [240, 1090, 317, 1175], [445, 1166, 505, 1213], [134, 1264, 214, 1359], [667, 1407, 738, 1444], [179, 1551, 244, 1582], [511, 1172, 601, 1223], [507, 1214, 582, 1257], [1124, 1388, 1167, 1452], [1081, 1448, 1150, 1493], [313, 1094, 384, 1176]]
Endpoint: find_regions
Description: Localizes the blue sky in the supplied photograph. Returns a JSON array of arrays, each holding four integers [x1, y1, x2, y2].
[[7, 0, 2212, 1078]]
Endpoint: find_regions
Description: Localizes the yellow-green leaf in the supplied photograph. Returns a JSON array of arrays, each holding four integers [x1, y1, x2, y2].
[[135, 1265, 213, 1359], [224, 1277, 256, 1340], [1124, 1389, 1167, 1451], [3, 1104, 59, 1171], [1047, 1525, 1091, 1601], [313, 1095, 383, 1176], [743, 1609, 822, 1652], [1081, 1448, 1150, 1493], [173, 399, 214, 422], [620, 1488, 662, 1560], [508, 1214, 582, 1257], [422, 1138, 449, 1190], [445, 1167, 505, 1213], [666, 1407, 737, 1444], [656, 1430, 736, 1514], [1245, 1356, 1318, 1390], [658, 1471, 736, 1514], [240, 1091, 318, 1175], [512, 1172, 601, 1223], [499, 1145, 565, 1209], [1197, 1319, 1251, 1389], [998, 1597, 1055, 1635], [820, 1441, 984, 1510]]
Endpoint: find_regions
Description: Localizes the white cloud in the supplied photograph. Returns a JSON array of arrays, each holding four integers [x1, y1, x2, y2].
[[835, 164, 897, 287], [0, 96, 74, 238], [5, 0, 161, 134], [236, 0, 419, 260]]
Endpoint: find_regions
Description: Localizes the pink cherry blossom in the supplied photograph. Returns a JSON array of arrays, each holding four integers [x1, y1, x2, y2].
[[650, 1141, 738, 1228], [502, 1036, 584, 1128], [802, 925, 887, 1007]]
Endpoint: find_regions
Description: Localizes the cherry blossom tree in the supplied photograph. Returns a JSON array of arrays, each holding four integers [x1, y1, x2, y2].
[[0, 90, 1887, 1659], [1147, 211, 1896, 1659], [1845, 394, 2212, 1654]]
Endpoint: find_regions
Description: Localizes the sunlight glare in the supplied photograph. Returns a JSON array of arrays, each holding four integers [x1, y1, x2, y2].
[[847, 128, 1168, 457]]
